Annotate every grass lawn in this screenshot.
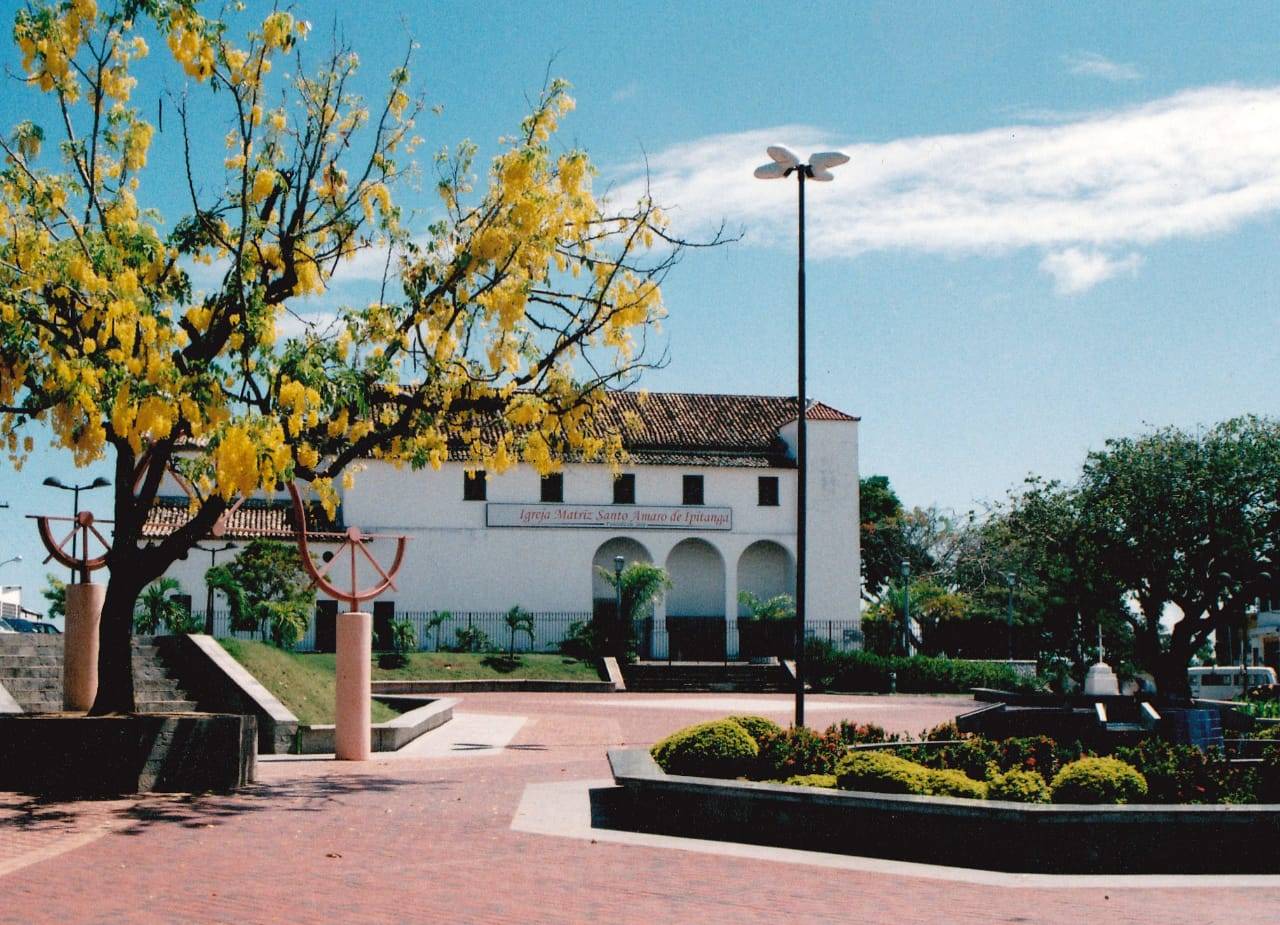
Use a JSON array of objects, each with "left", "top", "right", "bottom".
[
  {"left": 219, "top": 639, "right": 399, "bottom": 726},
  {"left": 369, "top": 651, "right": 603, "bottom": 682}
]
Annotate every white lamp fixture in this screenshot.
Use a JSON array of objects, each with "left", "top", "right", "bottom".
[{"left": 753, "top": 144, "right": 848, "bottom": 728}]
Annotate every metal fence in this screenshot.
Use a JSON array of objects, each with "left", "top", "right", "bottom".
[
  {"left": 201, "top": 610, "right": 865, "bottom": 657},
  {"left": 203, "top": 609, "right": 592, "bottom": 654}
]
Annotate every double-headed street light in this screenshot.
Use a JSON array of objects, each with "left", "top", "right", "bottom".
[
  {"left": 42, "top": 476, "right": 111, "bottom": 582},
  {"left": 755, "top": 145, "right": 849, "bottom": 728}
]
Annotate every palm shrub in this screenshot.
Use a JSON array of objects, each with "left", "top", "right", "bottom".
[
  {"left": 385, "top": 618, "right": 417, "bottom": 668},
  {"left": 133, "top": 578, "right": 190, "bottom": 634},
  {"left": 204, "top": 540, "right": 314, "bottom": 648},
  {"left": 1050, "top": 757, "right": 1147, "bottom": 804},
  {"left": 504, "top": 605, "right": 535, "bottom": 658},
  {"left": 424, "top": 611, "right": 452, "bottom": 651},
  {"left": 650, "top": 719, "right": 758, "bottom": 778},
  {"left": 596, "top": 563, "right": 671, "bottom": 660}
]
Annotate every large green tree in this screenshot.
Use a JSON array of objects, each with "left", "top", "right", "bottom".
[
  {"left": 1073, "top": 416, "right": 1280, "bottom": 695},
  {"left": 0, "top": 3, "right": 702, "bottom": 711}
]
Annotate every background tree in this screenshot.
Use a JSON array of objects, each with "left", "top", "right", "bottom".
[
  {"left": 1072, "top": 416, "right": 1280, "bottom": 695},
  {"left": 40, "top": 573, "right": 66, "bottom": 622},
  {"left": 204, "top": 539, "right": 313, "bottom": 648},
  {"left": 860, "top": 475, "right": 906, "bottom": 600},
  {"left": 0, "top": 3, "right": 704, "bottom": 711}
]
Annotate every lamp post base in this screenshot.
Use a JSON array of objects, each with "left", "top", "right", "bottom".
[
  {"left": 335, "top": 611, "right": 372, "bottom": 760},
  {"left": 63, "top": 583, "right": 104, "bottom": 712}
]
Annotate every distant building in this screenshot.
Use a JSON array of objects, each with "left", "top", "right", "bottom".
[{"left": 149, "top": 392, "right": 861, "bottom": 659}]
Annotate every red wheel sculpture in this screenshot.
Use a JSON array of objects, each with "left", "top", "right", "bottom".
[
  {"left": 31, "top": 511, "right": 112, "bottom": 583},
  {"left": 287, "top": 482, "right": 408, "bottom": 612}
]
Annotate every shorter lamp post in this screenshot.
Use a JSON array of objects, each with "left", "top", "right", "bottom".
[
  {"left": 900, "top": 560, "right": 911, "bottom": 657},
  {"left": 193, "top": 542, "right": 238, "bottom": 634},
  {"left": 42, "top": 476, "right": 110, "bottom": 582},
  {"left": 0, "top": 555, "right": 20, "bottom": 570},
  {"left": 614, "top": 555, "right": 625, "bottom": 659},
  {"left": 1004, "top": 572, "right": 1017, "bottom": 662}
]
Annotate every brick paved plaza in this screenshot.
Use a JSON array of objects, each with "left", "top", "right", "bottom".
[{"left": 2, "top": 692, "right": 1277, "bottom": 924}]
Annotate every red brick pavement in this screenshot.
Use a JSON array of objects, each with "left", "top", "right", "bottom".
[{"left": 2, "top": 693, "right": 1277, "bottom": 925}]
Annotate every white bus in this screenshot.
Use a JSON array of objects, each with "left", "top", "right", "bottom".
[{"left": 1188, "top": 666, "right": 1278, "bottom": 700}]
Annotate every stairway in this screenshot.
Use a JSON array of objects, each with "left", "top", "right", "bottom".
[
  {"left": 0, "top": 634, "right": 199, "bottom": 713},
  {"left": 622, "top": 661, "right": 793, "bottom": 693}
]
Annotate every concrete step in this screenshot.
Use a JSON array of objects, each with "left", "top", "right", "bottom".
[
  {"left": 0, "top": 654, "right": 61, "bottom": 667},
  {"left": 135, "top": 700, "right": 198, "bottom": 713},
  {"left": 0, "top": 665, "right": 62, "bottom": 679},
  {"left": 0, "top": 636, "right": 62, "bottom": 648}
]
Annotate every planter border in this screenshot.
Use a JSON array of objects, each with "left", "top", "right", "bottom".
[
  {"left": 605, "top": 747, "right": 1280, "bottom": 874},
  {"left": 371, "top": 678, "right": 614, "bottom": 694},
  {"left": 293, "top": 696, "right": 456, "bottom": 754}
]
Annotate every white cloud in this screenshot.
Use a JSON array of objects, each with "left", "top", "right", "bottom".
[
  {"left": 1064, "top": 52, "right": 1143, "bottom": 82},
  {"left": 611, "top": 81, "right": 640, "bottom": 103},
  {"left": 1040, "top": 248, "right": 1142, "bottom": 294},
  {"left": 607, "top": 85, "right": 1280, "bottom": 293}
]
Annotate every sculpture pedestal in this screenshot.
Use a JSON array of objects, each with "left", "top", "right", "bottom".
[
  {"left": 335, "top": 611, "right": 372, "bottom": 760},
  {"left": 64, "top": 583, "right": 105, "bottom": 711},
  {"left": 1083, "top": 660, "right": 1120, "bottom": 697}
]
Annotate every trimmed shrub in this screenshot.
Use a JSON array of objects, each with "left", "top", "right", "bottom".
[
  {"left": 836, "top": 751, "right": 931, "bottom": 795},
  {"left": 803, "top": 640, "right": 1043, "bottom": 695},
  {"left": 834, "top": 720, "right": 895, "bottom": 745},
  {"left": 927, "top": 768, "right": 988, "bottom": 799},
  {"left": 650, "top": 720, "right": 758, "bottom": 779},
  {"left": 756, "top": 724, "right": 845, "bottom": 779},
  {"left": 784, "top": 773, "right": 837, "bottom": 789},
  {"left": 1050, "top": 757, "right": 1148, "bottom": 804},
  {"left": 988, "top": 768, "right": 1051, "bottom": 803},
  {"left": 728, "top": 715, "right": 783, "bottom": 745},
  {"left": 836, "top": 751, "right": 987, "bottom": 799}
]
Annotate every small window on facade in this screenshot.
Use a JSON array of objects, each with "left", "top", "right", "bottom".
[
  {"left": 682, "top": 474, "right": 704, "bottom": 506},
  {"left": 541, "top": 473, "right": 564, "bottom": 503},
  {"left": 613, "top": 473, "right": 635, "bottom": 505},
  {"left": 758, "top": 476, "right": 779, "bottom": 507},
  {"left": 463, "top": 469, "right": 487, "bottom": 501}
]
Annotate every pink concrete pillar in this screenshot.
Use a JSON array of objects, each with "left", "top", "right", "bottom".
[
  {"left": 335, "top": 611, "right": 372, "bottom": 760},
  {"left": 63, "top": 583, "right": 105, "bottom": 712}
]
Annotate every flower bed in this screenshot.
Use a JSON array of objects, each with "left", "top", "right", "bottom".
[{"left": 597, "top": 716, "right": 1280, "bottom": 872}]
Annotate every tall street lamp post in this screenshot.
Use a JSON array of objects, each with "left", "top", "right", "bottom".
[
  {"left": 42, "top": 477, "right": 111, "bottom": 582},
  {"left": 193, "top": 541, "right": 239, "bottom": 635},
  {"left": 755, "top": 145, "right": 848, "bottom": 728}
]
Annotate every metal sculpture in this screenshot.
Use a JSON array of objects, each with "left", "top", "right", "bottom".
[
  {"left": 287, "top": 481, "right": 408, "bottom": 612},
  {"left": 31, "top": 510, "right": 112, "bottom": 583}
]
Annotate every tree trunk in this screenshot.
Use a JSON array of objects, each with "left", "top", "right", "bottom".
[
  {"left": 89, "top": 579, "right": 141, "bottom": 714},
  {"left": 1151, "top": 646, "right": 1193, "bottom": 700}
]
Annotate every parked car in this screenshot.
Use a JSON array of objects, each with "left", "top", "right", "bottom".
[{"left": 0, "top": 617, "right": 61, "bottom": 634}]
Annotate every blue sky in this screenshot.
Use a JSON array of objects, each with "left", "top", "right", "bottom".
[{"left": 2, "top": 1, "right": 1279, "bottom": 605}]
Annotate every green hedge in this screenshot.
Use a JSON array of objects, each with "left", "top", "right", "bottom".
[
  {"left": 1050, "top": 757, "right": 1147, "bottom": 804},
  {"left": 988, "top": 768, "right": 1051, "bottom": 803},
  {"left": 650, "top": 719, "right": 758, "bottom": 778},
  {"left": 835, "top": 751, "right": 987, "bottom": 799},
  {"left": 804, "top": 641, "right": 1043, "bottom": 694},
  {"left": 784, "top": 773, "right": 837, "bottom": 789}
]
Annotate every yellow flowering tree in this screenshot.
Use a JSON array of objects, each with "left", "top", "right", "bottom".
[{"left": 0, "top": 2, "right": 700, "bottom": 712}]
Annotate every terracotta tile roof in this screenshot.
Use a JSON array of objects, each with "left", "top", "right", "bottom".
[
  {"left": 142, "top": 497, "right": 346, "bottom": 542},
  {"left": 450, "top": 392, "right": 856, "bottom": 468}
]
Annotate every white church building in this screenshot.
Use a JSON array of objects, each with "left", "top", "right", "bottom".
[{"left": 150, "top": 392, "right": 861, "bottom": 660}]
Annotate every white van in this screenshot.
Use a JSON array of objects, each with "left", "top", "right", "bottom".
[{"left": 1188, "top": 666, "right": 1278, "bottom": 700}]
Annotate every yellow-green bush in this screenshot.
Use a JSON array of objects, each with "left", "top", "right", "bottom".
[
  {"left": 727, "top": 714, "right": 783, "bottom": 745},
  {"left": 927, "top": 767, "right": 988, "bottom": 799},
  {"left": 1050, "top": 757, "right": 1148, "bottom": 804},
  {"left": 650, "top": 719, "right": 759, "bottom": 778},
  {"left": 836, "top": 750, "right": 988, "bottom": 799},
  {"left": 836, "top": 751, "right": 932, "bottom": 794},
  {"left": 784, "top": 773, "right": 837, "bottom": 789},
  {"left": 988, "top": 768, "right": 1051, "bottom": 803}
]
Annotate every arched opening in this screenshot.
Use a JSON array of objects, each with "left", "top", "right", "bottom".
[
  {"left": 665, "top": 538, "right": 726, "bottom": 660},
  {"left": 736, "top": 540, "right": 795, "bottom": 658},
  {"left": 591, "top": 537, "right": 653, "bottom": 657}
]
